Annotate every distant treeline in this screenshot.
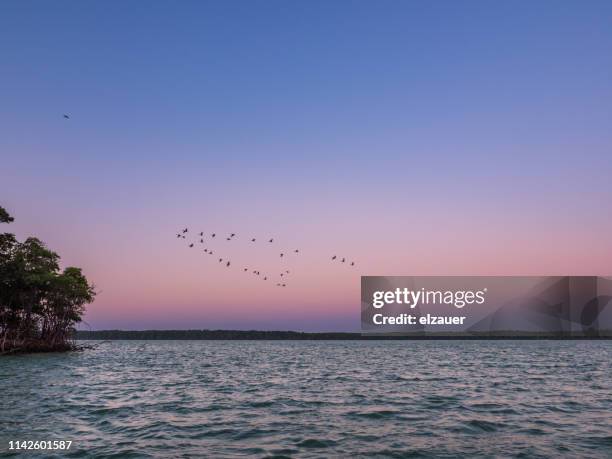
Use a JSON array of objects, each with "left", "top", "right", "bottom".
[{"left": 76, "top": 329, "right": 612, "bottom": 340}]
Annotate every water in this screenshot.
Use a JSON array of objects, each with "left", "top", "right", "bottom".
[{"left": 1, "top": 341, "right": 611, "bottom": 458}]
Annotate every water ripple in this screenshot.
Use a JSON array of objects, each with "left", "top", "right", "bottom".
[{"left": 1, "top": 340, "right": 611, "bottom": 458}]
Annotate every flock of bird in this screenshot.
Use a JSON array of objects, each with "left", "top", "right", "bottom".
[{"left": 176, "top": 228, "right": 355, "bottom": 287}]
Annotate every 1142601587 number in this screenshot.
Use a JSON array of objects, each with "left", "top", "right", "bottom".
[{"left": 8, "top": 440, "right": 72, "bottom": 450}]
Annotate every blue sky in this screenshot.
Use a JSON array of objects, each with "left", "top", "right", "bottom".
[{"left": 1, "top": 1, "right": 611, "bottom": 330}]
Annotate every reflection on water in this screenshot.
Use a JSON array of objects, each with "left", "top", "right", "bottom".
[{"left": 1, "top": 341, "right": 611, "bottom": 458}]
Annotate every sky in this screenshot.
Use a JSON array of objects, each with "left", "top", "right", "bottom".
[{"left": 1, "top": 1, "right": 612, "bottom": 331}]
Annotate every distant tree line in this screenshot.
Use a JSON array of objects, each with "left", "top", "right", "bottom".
[
  {"left": 0, "top": 205, "right": 96, "bottom": 353},
  {"left": 75, "top": 329, "right": 612, "bottom": 340}
]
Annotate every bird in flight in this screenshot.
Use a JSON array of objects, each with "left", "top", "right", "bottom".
[
  {"left": 269, "top": 238, "right": 273, "bottom": 243},
  {"left": 251, "top": 238, "right": 256, "bottom": 242},
  {"left": 294, "top": 249, "right": 299, "bottom": 253},
  {"left": 219, "top": 258, "right": 223, "bottom": 263},
  {"left": 183, "top": 228, "right": 188, "bottom": 233},
  {"left": 341, "top": 258, "right": 346, "bottom": 263},
  {"left": 230, "top": 233, "right": 236, "bottom": 238},
  {"left": 199, "top": 232, "right": 204, "bottom": 236},
  {"left": 226, "top": 261, "right": 231, "bottom": 267},
  {"left": 226, "top": 237, "right": 231, "bottom": 241},
  {"left": 63, "top": 114, "right": 70, "bottom": 119},
  {"left": 332, "top": 255, "right": 337, "bottom": 260},
  {"left": 280, "top": 253, "right": 284, "bottom": 257},
  {"left": 350, "top": 262, "right": 355, "bottom": 266},
  {"left": 176, "top": 234, "right": 181, "bottom": 238},
  {"left": 211, "top": 233, "right": 216, "bottom": 238},
  {"left": 244, "top": 268, "right": 248, "bottom": 272},
  {"left": 200, "top": 239, "right": 204, "bottom": 243},
  {"left": 189, "top": 243, "right": 194, "bottom": 248}
]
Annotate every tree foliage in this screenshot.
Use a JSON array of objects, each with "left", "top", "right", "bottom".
[{"left": 0, "top": 205, "right": 95, "bottom": 353}]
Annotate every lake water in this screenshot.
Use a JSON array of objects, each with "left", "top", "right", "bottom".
[{"left": 1, "top": 341, "right": 611, "bottom": 458}]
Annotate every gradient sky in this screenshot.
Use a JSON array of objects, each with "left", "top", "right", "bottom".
[{"left": 1, "top": 1, "right": 612, "bottom": 331}]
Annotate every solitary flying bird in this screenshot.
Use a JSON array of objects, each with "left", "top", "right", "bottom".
[
  {"left": 200, "top": 239, "right": 203, "bottom": 243},
  {"left": 294, "top": 249, "right": 299, "bottom": 253},
  {"left": 280, "top": 253, "right": 284, "bottom": 257},
  {"left": 219, "top": 258, "right": 223, "bottom": 263},
  {"left": 332, "top": 255, "right": 337, "bottom": 260},
  {"left": 226, "top": 237, "right": 231, "bottom": 241},
  {"left": 176, "top": 234, "right": 181, "bottom": 238},
  {"left": 244, "top": 268, "right": 248, "bottom": 272},
  {"left": 226, "top": 261, "right": 231, "bottom": 267},
  {"left": 189, "top": 244, "right": 194, "bottom": 248},
  {"left": 230, "top": 233, "right": 236, "bottom": 237},
  {"left": 251, "top": 238, "right": 256, "bottom": 242},
  {"left": 183, "top": 228, "right": 188, "bottom": 233},
  {"left": 341, "top": 258, "right": 345, "bottom": 263},
  {"left": 351, "top": 262, "right": 355, "bottom": 266},
  {"left": 269, "top": 238, "right": 273, "bottom": 243},
  {"left": 199, "top": 232, "right": 204, "bottom": 236},
  {"left": 211, "top": 233, "right": 216, "bottom": 238},
  {"left": 63, "top": 114, "right": 70, "bottom": 119}
]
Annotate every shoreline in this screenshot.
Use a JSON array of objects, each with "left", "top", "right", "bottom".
[{"left": 75, "top": 330, "right": 612, "bottom": 340}]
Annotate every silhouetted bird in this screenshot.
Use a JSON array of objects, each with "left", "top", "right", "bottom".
[
  {"left": 264, "top": 277, "right": 267, "bottom": 280},
  {"left": 182, "top": 236, "right": 186, "bottom": 239},
  {"left": 183, "top": 228, "right": 188, "bottom": 233},
  {"left": 244, "top": 268, "right": 248, "bottom": 272},
  {"left": 226, "top": 237, "right": 231, "bottom": 241},
  {"left": 280, "top": 273, "right": 284, "bottom": 277},
  {"left": 294, "top": 249, "right": 299, "bottom": 253},
  {"left": 226, "top": 261, "right": 230, "bottom": 267},
  {"left": 280, "top": 253, "right": 284, "bottom": 257},
  {"left": 199, "top": 232, "right": 204, "bottom": 236},
  {"left": 286, "top": 270, "right": 290, "bottom": 273},
  {"left": 219, "top": 258, "right": 223, "bottom": 263},
  {"left": 63, "top": 114, "right": 70, "bottom": 119},
  {"left": 282, "top": 284, "right": 286, "bottom": 287},
  {"left": 350, "top": 262, "right": 355, "bottom": 266},
  {"left": 176, "top": 234, "right": 181, "bottom": 238},
  {"left": 332, "top": 255, "right": 337, "bottom": 260},
  {"left": 230, "top": 233, "right": 236, "bottom": 238},
  {"left": 189, "top": 244, "right": 194, "bottom": 248},
  {"left": 251, "top": 238, "right": 256, "bottom": 242},
  {"left": 204, "top": 249, "right": 208, "bottom": 253},
  {"left": 200, "top": 239, "right": 204, "bottom": 243},
  {"left": 341, "top": 258, "right": 345, "bottom": 263},
  {"left": 209, "top": 251, "right": 213, "bottom": 255},
  {"left": 269, "top": 238, "right": 273, "bottom": 243},
  {"left": 212, "top": 233, "right": 216, "bottom": 238}
]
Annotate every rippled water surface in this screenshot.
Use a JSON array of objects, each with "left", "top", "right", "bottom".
[{"left": 1, "top": 341, "right": 611, "bottom": 458}]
